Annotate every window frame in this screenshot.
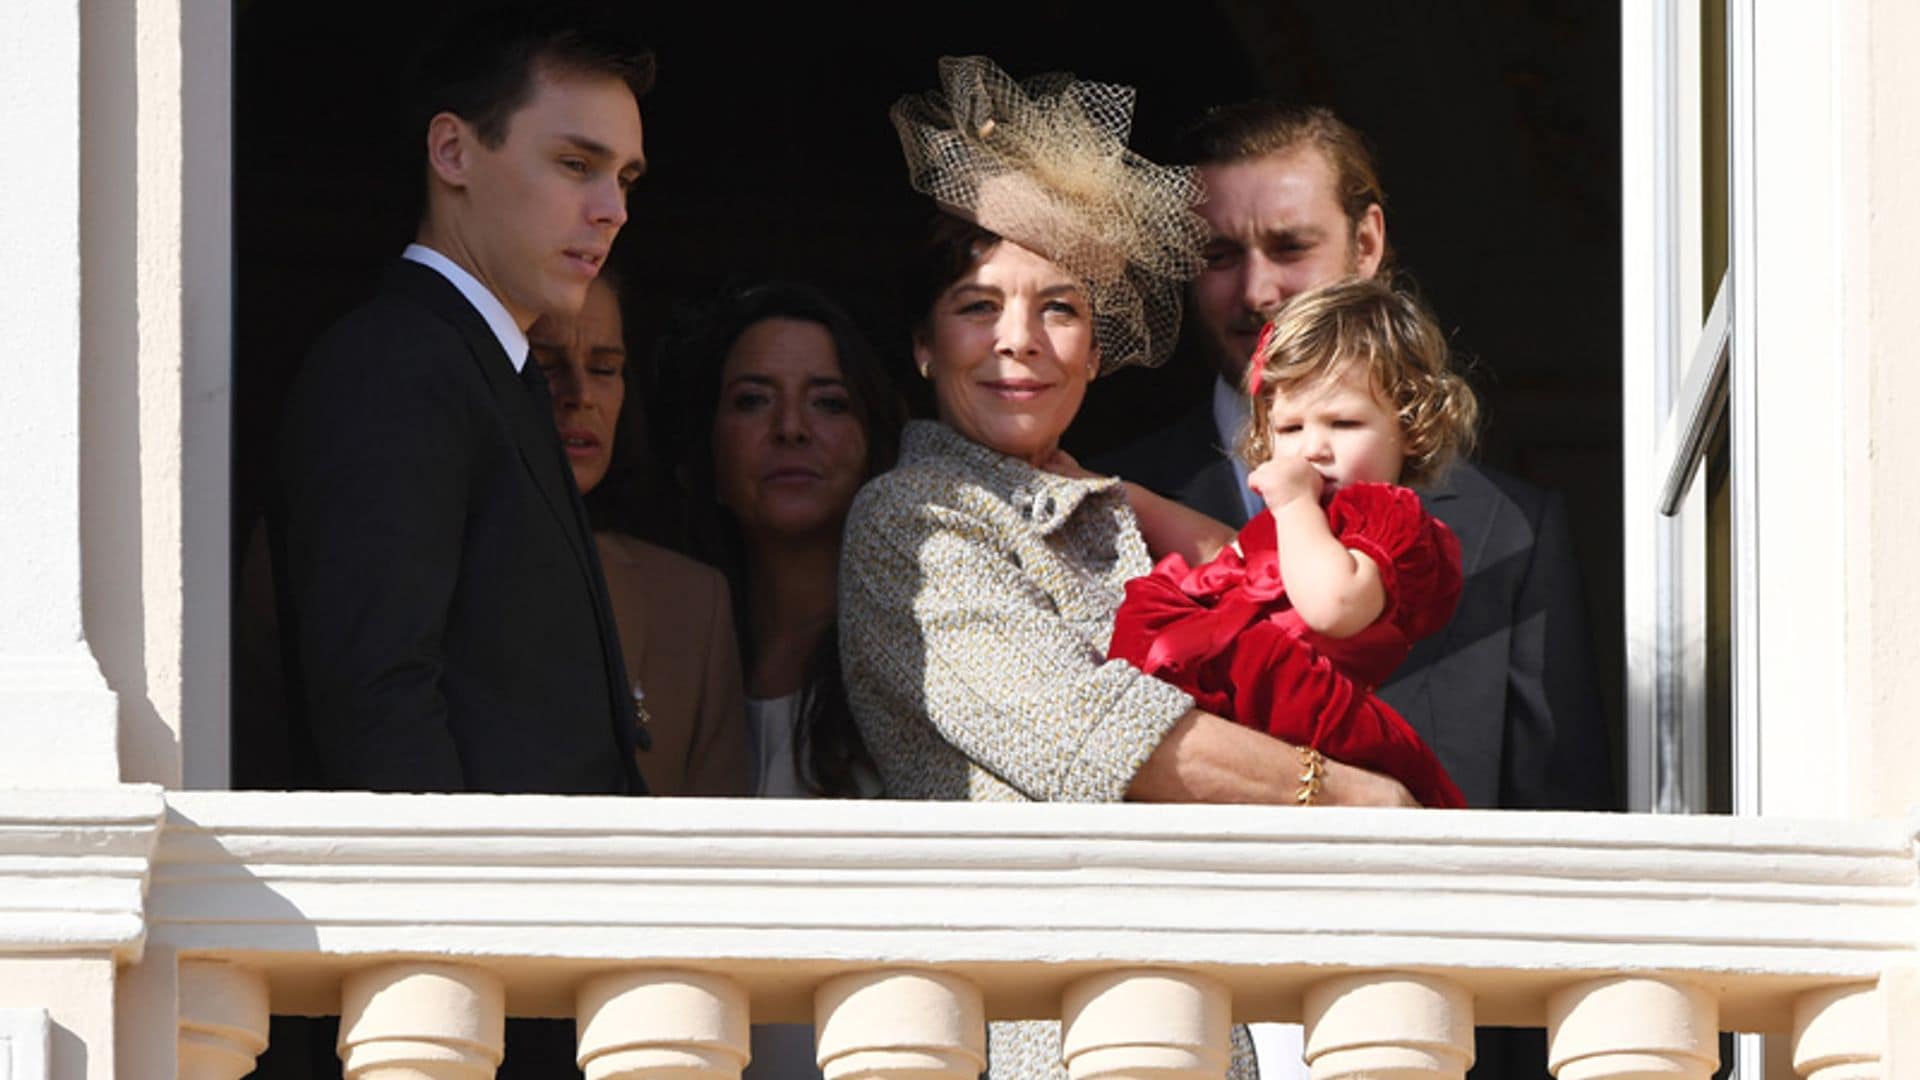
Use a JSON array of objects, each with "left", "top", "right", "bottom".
[
  {"left": 1621, "top": 0, "right": 1851, "bottom": 817},
  {"left": 182, "top": 1, "right": 236, "bottom": 790}
]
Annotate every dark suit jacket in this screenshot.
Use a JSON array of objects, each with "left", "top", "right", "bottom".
[
  {"left": 277, "top": 259, "right": 644, "bottom": 795},
  {"left": 1380, "top": 462, "right": 1613, "bottom": 811},
  {"left": 1094, "top": 399, "right": 1248, "bottom": 526},
  {"left": 1094, "top": 399, "right": 1614, "bottom": 811}
]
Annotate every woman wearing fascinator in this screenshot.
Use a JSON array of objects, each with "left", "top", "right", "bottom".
[{"left": 838, "top": 56, "right": 1429, "bottom": 1080}]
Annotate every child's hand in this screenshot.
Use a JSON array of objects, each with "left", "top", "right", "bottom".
[
  {"left": 1248, "top": 457, "right": 1324, "bottom": 512},
  {"left": 1040, "top": 448, "right": 1100, "bottom": 481}
]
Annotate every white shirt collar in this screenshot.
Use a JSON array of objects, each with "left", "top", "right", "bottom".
[
  {"left": 402, "top": 243, "right": 530, "bottom": 372},
  {"left": 1210, "top": 375, "right": 1267, "bottom": 522}
]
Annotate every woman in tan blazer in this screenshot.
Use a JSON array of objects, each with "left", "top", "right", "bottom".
[{"left": 530, "top": 276, "right": 750, "bottom": 797}]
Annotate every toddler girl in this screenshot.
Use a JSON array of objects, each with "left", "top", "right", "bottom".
[{"left": 1108, "top": 278, "right": 1479, "bottom": 808}]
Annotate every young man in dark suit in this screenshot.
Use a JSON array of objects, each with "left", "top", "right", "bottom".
[
  {"left": 1095, "top": 101, "right": 1615, "bottom": 1080},
  {"left": 278, "top": 12, "right": 653, "bottom": 797}
]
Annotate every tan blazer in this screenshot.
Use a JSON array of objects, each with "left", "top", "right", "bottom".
[{"left": 595, "top": 532, "right": 751, "bottom": 796}]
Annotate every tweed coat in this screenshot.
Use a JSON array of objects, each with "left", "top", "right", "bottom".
[
  {"left": 840, "top": 420, "right": 1257, "bottom": 1080},
  {"left": 840, "top": 421, "right": 1196, "bottom": 803}
]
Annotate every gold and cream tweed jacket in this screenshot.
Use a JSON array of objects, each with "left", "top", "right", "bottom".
[
  {"left": 839, "top": 420, "right": 1195, "bottom": 803},
  {"left": 838, "top": 420, "right": 1258, "bottom": 1080}
]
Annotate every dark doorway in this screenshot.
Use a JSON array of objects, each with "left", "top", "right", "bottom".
[{"left": 233, "top": 0, "right": 1623, "bottom": 789}]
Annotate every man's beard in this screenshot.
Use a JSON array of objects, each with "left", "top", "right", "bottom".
[
  {"left": 1207, "top": 315, "right": 1268, "bottom": 385},
  {"left": 1204, "top": 242, "right": 1365, "bottom": 385}
]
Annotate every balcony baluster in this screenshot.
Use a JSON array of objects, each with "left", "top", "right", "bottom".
[
  {"left": 814, "top": 970, "right": 985, "bottom": 1080},
  {"left": 1791, "top": 982, "right": 1881, "bottom": 1080},
  {"left": 1302, "top": 972, "right": 1474, "bottom": 1080},
  {"left": 576, "top": 969, "right": 751, "bottom": 1080},
  {"left": 1546, "top": 977, "right": 1717, "bottom": 1080},
  {"left": 337, "top": 963, "right": 505, "bottom": 1080},
  {"left": 176, "top": 959, "right": 269, "bottom": 1080},
  {"left": 1060, "top": 969, "right": 1230, "bottom": 1080}
]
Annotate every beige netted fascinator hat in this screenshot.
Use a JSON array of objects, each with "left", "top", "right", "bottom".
[{"left": 891, "top": 55, "right": 1209, "bottom": 371}]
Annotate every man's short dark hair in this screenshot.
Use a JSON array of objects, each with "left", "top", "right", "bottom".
[{"left": 411, "top": 6, "right": 656, "bottom": 149}]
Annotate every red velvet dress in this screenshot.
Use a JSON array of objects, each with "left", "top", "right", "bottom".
[{"left": 1109, "top": 483, "right": 1468, "bottom": 808}]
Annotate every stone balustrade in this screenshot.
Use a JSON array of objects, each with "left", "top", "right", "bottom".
[{"left": 3, "top": 791, "right": 1915, "bottom": 1078}]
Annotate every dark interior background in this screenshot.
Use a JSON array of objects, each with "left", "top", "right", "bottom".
[{"left": 234, "top": 0, "right": 1624, "bottom": 784}]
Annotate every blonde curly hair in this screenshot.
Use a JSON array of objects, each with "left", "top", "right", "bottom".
[{"left": 1238, "top": 279, "right": 1478, "bottom": 488}]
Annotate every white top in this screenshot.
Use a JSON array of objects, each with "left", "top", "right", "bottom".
[
  {"left": 745, "top": 694, "right": 883, "bottom": 799},
  {"left": 745, "top": 694, "right": 806, "bottom": 799},
  {"left": 742, "top": 693, "right": 835, "bottom": 1080},
  {"left": 402, "top": 242, "right": 530, "bottom": 372},
  {"left": 1210, "top": 375, "right": 1266, "bottom": 522}
]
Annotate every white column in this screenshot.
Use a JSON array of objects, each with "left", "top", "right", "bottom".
[
  {"left": 0, "top": 958, "right": 117, "bottom": 1080},
  {"left": 1060, "top": 969, "right": 1230, "bottom": 1080},
  {"left": 1302, "top": 973, "right": 1474, "bottom": 1080},
  {"left": 177, "top": 960, "right": 269, "bottom": 1080},
  {"left": 1546, "top": 977, "right": 1717, "bottom": 1080},
  {"left": 814, "top": 970, "right": 984, "bottom": 1080},
  {"left": 338, "top": 963, "right": 505, "bottom": 1080},
  {"left": 576, "top": 970, "right": 750, "bottom": 1080},
  {"left": 0, "top": 0, "right": 119, "bottom": 786},
  {"left": 1791, "top": 983, "right": 1880, "bottom": 1080},
  {"left": 0, "top": 1009, "right": 50, "bottom": 1080}
]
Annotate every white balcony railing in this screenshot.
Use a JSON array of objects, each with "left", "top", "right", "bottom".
[{"left": 5, "top": 789, "right": 1916, "bottom": 1078}]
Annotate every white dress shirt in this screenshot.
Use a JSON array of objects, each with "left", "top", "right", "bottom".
[
  {"left": 402, "top": 243, "right": 530, "bottom": 372},
  {"left": 1211, "top": 375, "right": 1267, "bottom": 523}
]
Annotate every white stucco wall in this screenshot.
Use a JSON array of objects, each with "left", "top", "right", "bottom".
[
  {"left": 1745, "top": 0, "right": 1851, "bottom": 819},
  {"left": 0, "top": 0, "right": 121, "bottom": 787},
  {"left": 1845, "top": 0, "right": 1920, "bottom": 821},
  {"left": 67, "top": 0, "right": 231, "bottom": 791}
]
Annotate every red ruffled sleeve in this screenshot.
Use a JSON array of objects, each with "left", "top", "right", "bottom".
[
  {"left": 1324, "top": 483, "right": 1464, "bottom": 642},
  {"left": 1108, "top": 507, "right": 1467, "bottom": 809}
]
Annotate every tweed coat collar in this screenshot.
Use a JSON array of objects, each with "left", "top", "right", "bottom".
[{"left": 900, "top": 420, "right": 1127, "bottom": 537}]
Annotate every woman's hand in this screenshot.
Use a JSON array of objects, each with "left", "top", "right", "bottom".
[
  {"left": 1130, "top": 710, "right": 1421, "bottom": 807},
  {"left": 1248, "top": 456, "right": 1324, "bottom": 512},
  {"left": 1318, "top": 756, "right": 1420, "bottom": 807}
]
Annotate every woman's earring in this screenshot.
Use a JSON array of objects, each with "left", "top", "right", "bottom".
[{"left": 918, "top": 360, "right": 932, "bottom": 379}]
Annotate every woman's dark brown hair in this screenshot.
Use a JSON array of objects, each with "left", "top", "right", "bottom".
[
  {"left": 663, "top": 281, "right": 905, "bottom": 796},
  {"left": 907, "top": 211, "right": 1005, "bottom": 340}
]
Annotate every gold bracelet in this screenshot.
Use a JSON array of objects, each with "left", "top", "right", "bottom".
[{"left": 1296, "top": 745, "right": 1326, "bottom": 806}]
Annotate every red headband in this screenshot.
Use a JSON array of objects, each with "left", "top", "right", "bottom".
[{"left": 1245, "top": 321, "right": 1277, "bottom": 398}]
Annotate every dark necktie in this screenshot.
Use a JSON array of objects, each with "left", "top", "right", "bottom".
[
  {"left": 516, "top": 354, "right": 653, "bottom": 755},
  {"left": 519, "top": 353, "right": 552, "bottom": 408}
]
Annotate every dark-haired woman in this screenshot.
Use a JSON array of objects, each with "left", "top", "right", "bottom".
[
  {"left": 839, "top": 56, "right": 1421, "bottom": 1080},
  {"left": 672, "top": 282, "right": 903, "bottom": 798}
]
